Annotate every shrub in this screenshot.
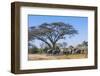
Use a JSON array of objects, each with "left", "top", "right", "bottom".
[{"left": 28, "top": 46, "right": 39, "bottom": 54}]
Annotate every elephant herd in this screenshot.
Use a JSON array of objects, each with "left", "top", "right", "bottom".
[{"left": 46, "top": 48, "right": 86, "bottom": 55}]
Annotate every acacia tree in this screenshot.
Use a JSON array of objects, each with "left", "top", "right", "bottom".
[{"left": 29, "top": 22, "right": 78, "bottom": 50}]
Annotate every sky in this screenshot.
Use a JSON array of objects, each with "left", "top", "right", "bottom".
[{"left": 28, "top": 15, "right": 88, "bottom": 47}]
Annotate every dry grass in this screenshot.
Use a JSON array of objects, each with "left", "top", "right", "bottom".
[{"left": 28, "top": 53, "right": 88, "bottom": 60}]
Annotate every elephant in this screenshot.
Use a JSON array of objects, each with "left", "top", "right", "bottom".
[
  {"left": 46, "top": 49, "right": 53, "bottom": 55},
  {"left": 52, "top": 50, "right": 60, "bottom": 55},
  {"left": 63, "top": 50, "right": 70, "bottom": 55},
  {"left": 73, "top": 48, "right": 82, "bottom": 54},
  {"left": 47, "top": 49, "right": 60, "bottom": 55}
]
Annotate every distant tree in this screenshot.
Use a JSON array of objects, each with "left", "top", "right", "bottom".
[
  {"left": 82, "top": 41, "right": 88, "bottom": 51},
  {"left": 28, "top": 45, "right": 39, "bottom": 54},
  {"left": 69, "top": 45, "right": 74, "bottom": 50},
  {"left": 57, "top": 42, "right": 67, "bottom": 50},
  {"left": 77, "top": 44, "right": 82, "bottom": 48},
  {"left": 82, "top": 41, "right": 88, "bottom": 46},
  {"left": 31, "top": 46, "right": 39, "bottom": 53},
  {"left": 57, "top": 43, "right": 63, "bottom": 48},
  {"left": 62, "top": 42, "right": 67, "bottom": 48},
  {"left": 77, "top": 41, "right": 88, "bottom": 50},
  {"left": 29, "top": 22, "right": 78, "bottom": 51}
]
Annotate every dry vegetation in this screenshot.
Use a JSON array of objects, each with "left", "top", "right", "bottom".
[{"left": 28, "top": 53, "right": 87, "bottom": 60}]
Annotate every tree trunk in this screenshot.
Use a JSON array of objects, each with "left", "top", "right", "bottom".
[
  {"left": 52, "top": 42, "right": 56, "bottom": 50},
  {"left": 37, "top": 37, "right": 52, "bottom": 48}
]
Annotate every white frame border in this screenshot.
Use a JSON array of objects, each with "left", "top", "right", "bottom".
[{"left": 20, "top": 6, "right": 95, "bottom": 70}]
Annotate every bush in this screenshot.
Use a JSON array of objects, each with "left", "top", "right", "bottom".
[
  {"left": 28, "top": 46, "right": 39, "bottom": 54},
  {"left": 43, "top": 47, "right": 49, "bottom": 53}
]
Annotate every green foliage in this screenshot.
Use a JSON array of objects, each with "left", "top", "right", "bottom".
[
  {"left": 77, "top": 41, "right": 88, "bottom": 49},
  {"left": 43, "top": 47, "right": 49, "bottom": 53},
  {"left": 28, "top": 46, "right": 39, "bottom": 54}
]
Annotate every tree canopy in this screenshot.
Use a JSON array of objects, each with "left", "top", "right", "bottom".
[{"left": 29, "top": 22, "right": 78, "bottom": 50}]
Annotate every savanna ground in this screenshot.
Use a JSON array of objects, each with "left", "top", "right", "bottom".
[{"left": 28, "top": 53, "right": 88, "bottom": 60}]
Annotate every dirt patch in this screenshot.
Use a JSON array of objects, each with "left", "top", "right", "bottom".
[{"left": 28, "top": 53, "right": 87, "bottom": 60}]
